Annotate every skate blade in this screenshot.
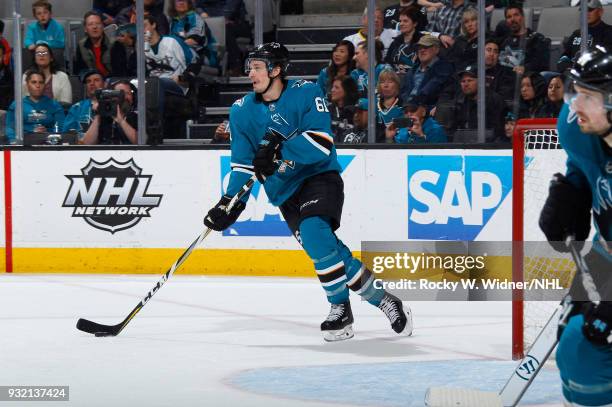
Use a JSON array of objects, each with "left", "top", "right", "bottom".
[
  {"left": 399, "top": 307, "right": 414, "bottom": 337},
  {"left": 322, "top": 325, "right": 354, "bottom": 342}
]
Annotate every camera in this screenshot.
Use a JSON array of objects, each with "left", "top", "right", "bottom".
[
  {"left": 95, "top": 89, "right": 125, "bottom": 118},
  {"left": 393, "top": 117, "right": 414, "bottom": 128}
]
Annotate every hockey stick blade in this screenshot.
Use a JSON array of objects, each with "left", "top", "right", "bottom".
[
  {"left": 76, "top": 318, "right": 122, "bottom": 337},
  {"left": 76, "top": 175, "right": 257, "bottom": 337},
  {"left": 425, "top": 307, "right": 561, "bottom": 407}
]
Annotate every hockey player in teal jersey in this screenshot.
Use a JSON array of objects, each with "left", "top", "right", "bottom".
[
  {"left": 203, "top": 42, "right": 413, "bottom": 341},
  {"left": 539, "top": 45, "right": 612, "bottom": 406}
]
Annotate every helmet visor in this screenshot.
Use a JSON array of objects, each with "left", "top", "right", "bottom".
[
  {"left": 244, "top": 58, "right": 271, "bottom": 75},
  {"left": 564, "top": 79, "right": 612, "bottom": 112}
]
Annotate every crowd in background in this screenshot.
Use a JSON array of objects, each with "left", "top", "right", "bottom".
[
  {"left": 0, "top": 0, "right": 611, "bottom": 145},
  {"left": 317, "top": 0, "right": 612, "bottom": 144},
  {"left": 0, "top": 0, "right": 253, "bottom": 144}
]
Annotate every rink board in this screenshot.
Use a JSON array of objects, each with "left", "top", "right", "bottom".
[{"left": 0, "top": 148, "right": 513, "bottom": 274}]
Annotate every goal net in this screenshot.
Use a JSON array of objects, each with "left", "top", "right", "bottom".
[{"left": 511, "top": 118, "right": 576, "bottom": 359}]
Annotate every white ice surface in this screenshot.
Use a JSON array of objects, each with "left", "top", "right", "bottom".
[{"left": 0, "top": 274, "right": 563, "bottom": 407}]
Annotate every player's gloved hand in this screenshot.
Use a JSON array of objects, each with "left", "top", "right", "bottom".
[
  {"left": 538, "top": 173, "right": 591, "bottom": 252},
  {"left": 252, "top": 129, "right": 283, "bottom": 183},
  {"left": 204, "top": 194, "right": 246, "bottom": 231},
  {"left": 582, "top": 302, "right": 612, "bottom": 347}
]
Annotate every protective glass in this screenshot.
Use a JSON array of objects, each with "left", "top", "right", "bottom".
[
  {"left": 564, "top": 79, "right": 611, "bottom": 112},
  {"left": 243, "top": 58, "right": 270, "bottom": 75}
]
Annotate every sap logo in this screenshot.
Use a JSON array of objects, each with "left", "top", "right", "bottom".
[
  {"left": 407, "top": 155, "right": 512, "bottom": 240},
  {"left": 220, "top": 155, "right": 354, "bottom": 237}
]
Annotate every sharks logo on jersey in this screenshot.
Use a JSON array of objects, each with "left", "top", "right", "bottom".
[
  {"left": 594, "top": 174, "right": 612, "bottom": 216},
  {"left": 233, "top": 97, "right": 245, "bottom": 107},
  {"left": 499, "top": 46, "right": 525, "bottom": 69}
]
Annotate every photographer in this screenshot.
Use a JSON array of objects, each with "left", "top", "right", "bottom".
[
  {"left": 82, "top": 79, "right": 137, "bottom": 144},
  {"left": 384, "top": 101, "right": 447, "bottom": 143},
  {"left": 63, "top": 69, "right": 105, "bottom": 140}
]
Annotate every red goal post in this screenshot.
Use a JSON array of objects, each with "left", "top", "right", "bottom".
[{"left": 511, "top": 118, "right": 571, "bottom": 360}]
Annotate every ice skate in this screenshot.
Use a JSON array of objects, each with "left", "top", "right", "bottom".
[
  {"left": 378, "top": 293, "right": 413, "bottom": 336},
  {"left": 321, "top": 301, "right": 354, "bottom": 342}
]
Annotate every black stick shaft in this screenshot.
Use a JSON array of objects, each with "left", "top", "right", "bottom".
[{"left": 77, "top": 175, "right": 257, "bottom": 336}]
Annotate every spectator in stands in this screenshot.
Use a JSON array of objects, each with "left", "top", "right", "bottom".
[
  {"left": 351, "top": 40, "right": 391, "bottom": 98},
  {"left": 385, "top": 6, "right": 426, "bottom": 73},
  {"left": 143, "top": 13, "right": 195, "bottom": 134},
  {"left": 316, "top": 40, "right": 355, "bottom": 97},
  {"left": 0, "top": 20, "right": 12, "bottom": 67},
  {"left": 504, "top": 111, "right": 516, "bottom": 140},
  {"left": 94, "top": 0, "right": 132, "bottom": 25},
  {"left": 445, "top": 8, "right": 480, "bottom": 74},
  {"left": 6, "top": 69, "right": 65, "bottom": 142},
  {"left": 63, "top": 70, "right": 105, "bottom": 140},
  {"left": 116, "top": 0, "right": 169, "bottom": 35},
  {"left": 74, "top": 11, "right": 128, "bottom": 77},
  {"left": 212, "top": 120, "right": 230, "bottom": 144},
  {"left": 538, "top": 73, "right": 564, "bottom": 118},
  {"left": 344, "top": 7, "right": 399, "bottom": 59},
  {"left": 115, "top": 24, "right": 137, "bottom": 76},
  {"left": 195, "top": 0, "right": 251, "bottom": 75},
  {"left": 169, "top": 0, "right": 218, "bottom": 68},
  {"left": 24, "top": 0, "right": 65, "bottom": 50},
  {"left": 383, "top": 0, "right": 440, "bottom": 30},
  {"left": 385, "top": 101, "right": 447, "bottom": 143},
  {"left": 328, "top": 75, "right": 359, "bottom": 139},
  {"left": 484, "top": 37, "right": 515, "bottom": 101},
  {"left": 376, "top": 69, "right": 404, "bottom": 134},
  {"left": 427, "top": 0, "right": 474, "bottom": 48},
  {"left": 558, "top": 0, "right": 612, "bottom": 71},
  {"left": 447, "top": 65, "right": 506, "bottom": 142},
  {"left": 23, "top": 42, "right": 72, "bottom": 105},
  {"left": 400, "top": 34, "right": 453, "bottom": 107},
  {"left": 0, "top": 43, "right": 13, "bottom": 110},
  {"left": 337, "top": 98, "right": 369, "bottom": 143},
  {"left": 518, "top": 71, "right": 546, "bottom": 119},
  {"left": 498, "top": 5, "right": 550, "bottom": 76},
  {"left": 82, "top": 79, "right": 137, "bottom": 144},
  {"left": 144, "top": 16, "right": 193, "bottom": 90}
]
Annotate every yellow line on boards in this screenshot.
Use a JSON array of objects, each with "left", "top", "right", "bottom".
[{"left": 7, "top": 248, "right": 318, "bottom": 276}]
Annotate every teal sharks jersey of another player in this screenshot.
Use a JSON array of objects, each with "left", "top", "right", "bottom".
[
  {"left": 226, "top": 79, "right": 341, "bottom": 206},
  {"left": 558, "top": 103, "right": 612, "bottom": 258}
]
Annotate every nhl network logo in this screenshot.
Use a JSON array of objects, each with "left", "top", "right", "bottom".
[{"left": 62, "top": 158, "right": 162, "bottom": 233}]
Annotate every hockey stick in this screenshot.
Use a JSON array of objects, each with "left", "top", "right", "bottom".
[
  {"left": 425, "top": 237, "right": 598, "bottom": 407},
  {"left": 566, "top": 236, "right": 601, "bottom": 303},
  {"left": 76, "top": 175, "right": 257, "bottom": 337}
]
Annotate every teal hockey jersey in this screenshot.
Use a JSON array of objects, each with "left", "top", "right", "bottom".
[
  {"left": 558, "top": 103, "right": 611, "bottom": 259},
  {"left": 226, "top": 79, "right": 341, "bottom": 206}
]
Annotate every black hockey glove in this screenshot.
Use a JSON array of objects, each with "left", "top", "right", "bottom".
[
  {"left": 204, "top": 194, "right": 246, "bottom": 231},
  {"left": 582, "top": 302, "right": 612, "bottom": 347},
  {"left": 252, "top": 129, "right": 283, "bottom": 183},
  {"left": 538, "top": 173, "right": 591, "bottom": 252}
]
